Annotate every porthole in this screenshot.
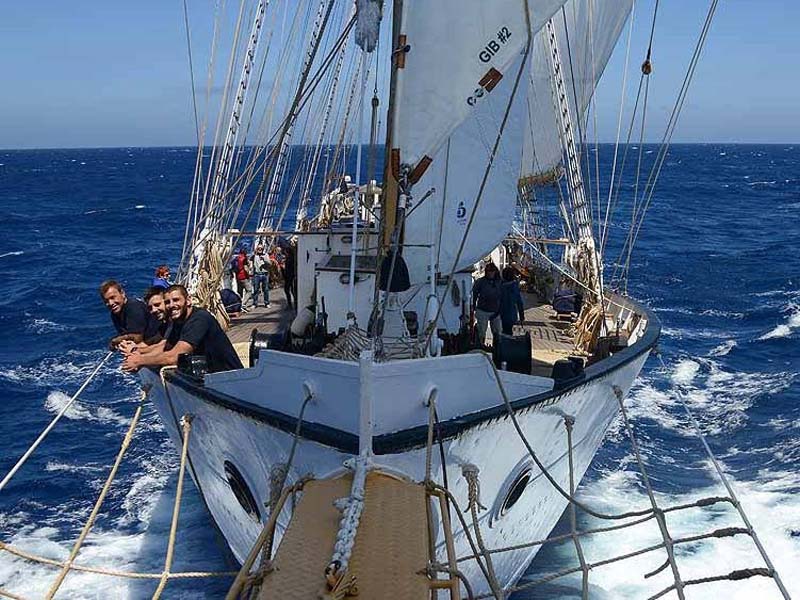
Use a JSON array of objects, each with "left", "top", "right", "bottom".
[
  {"left": 224, "top": 461, "right": 261, "bottom": 521},
  {"left": 500, "top": 469, "right": 531, "bottom": 515}
]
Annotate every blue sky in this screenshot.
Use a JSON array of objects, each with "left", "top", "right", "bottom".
[{"left": 0, "top": 1, "right": 797, "bottom": 149}]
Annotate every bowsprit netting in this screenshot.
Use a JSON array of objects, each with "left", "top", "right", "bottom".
[{"left": 419, "top": 352, "right": 790, "bottom": 600}]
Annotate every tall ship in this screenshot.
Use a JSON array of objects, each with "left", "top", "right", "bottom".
[{"left": 138, "top": 0, "right": 661, "bottom": 597}]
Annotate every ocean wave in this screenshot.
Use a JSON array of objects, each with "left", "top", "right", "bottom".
[
  {"left": 26, "top": 318, "right": 73, "bottom": 334},
  {"left": 763, "top": 417, "right": 800, "bottom": 432},
  {"left": 0, "top": 352, "right": 130, "bottom": 391},
  {"left": 571, "top": 465, "right": 800, "bottom": 599},
  {"left": 44, "top": 461, "right": 105, "bottom": 474},
  {"left": 709, "top": 340, "right": 737, "bottom": 357},
  {"left": 44, "top": 391, "right": 130, "bottom": 426},
  {"left": 655, "top": 306, "right": 745, "bottom": 319},
  {"left": 0, "top": 250, "right": 24, "bottom": 259},
  {"left": 759, "top": 303, "right": 800, "bottom": 340},
  {"left": 0, "top": 452, "right": 231, "bottom": 598},
  {"left": 625, "top": 358, "right": 796, "bottom": 437},
  {"left": 661, "top": 326, "right": 731, "bottom": 340}
]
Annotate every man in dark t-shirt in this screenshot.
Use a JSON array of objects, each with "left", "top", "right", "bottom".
[
  {"left": 122, "top": 284, "right": 243, "bottom": 374},
  {"left": 119, "top": 287, "right": 174, "bottom": 358},
  {"left": 100, "top": 280, "right": 157, "bottom": 349}
]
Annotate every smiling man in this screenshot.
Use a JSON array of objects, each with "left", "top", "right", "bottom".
[
  {"left": 100, "top": 280, "right": 155, "bottom": 349},
  {"left": 122, "top": 284, "right": 243, "bottom": 374}
]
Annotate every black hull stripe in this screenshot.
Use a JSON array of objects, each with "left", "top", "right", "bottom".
[{"left": 164, "top": 295, "right": 660, "bottom": 455}]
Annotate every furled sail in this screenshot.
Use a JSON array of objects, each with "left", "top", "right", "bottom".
[
  {"left": 521, "top": 0, "right": 633, "bottom": 185},
  {"left": 392, "top": 0, "right": 568, "bottom": 178},
  {"left": 403, "top": 52, "right": 530, "bottom": 283}
]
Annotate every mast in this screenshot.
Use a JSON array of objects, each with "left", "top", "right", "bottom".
[{"left": 378, "top": 0, "right": 403, "bottom": 252}]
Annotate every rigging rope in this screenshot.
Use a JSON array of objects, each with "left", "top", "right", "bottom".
[
  {"left": 621, "top": 0, "right": 718, "bottom": 286},
  {"left": 182, "top": 0, "right": 201, "bottom": 147},
  {"left": 655, "top": 353, "right": 791, "bottom": 599},
  {"left": 44, "top": 398, "right": 145, "bottom": 599},
  {"left": 152, "top": 415, "right": 193, "bottom": 599},
  {"left": 599, "top": 1, "right": 636, "bottom": 256},
  {"left": 0, "top": 351, "right": 113, "bottom": 494}
]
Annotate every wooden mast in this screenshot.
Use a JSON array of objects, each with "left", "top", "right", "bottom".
[{"left": 379, "top": 0, "right": 403, "bottom": 251}]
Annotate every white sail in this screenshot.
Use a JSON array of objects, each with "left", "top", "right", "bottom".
[
  {"left": 393, "top": 0, "right": 568, "bottom": 178},
  {"left": 403, "top": 53, "right": 530, "bottom": 283},
  {"left": 521, "top": 0, "right": 633, "bottom": 182}
]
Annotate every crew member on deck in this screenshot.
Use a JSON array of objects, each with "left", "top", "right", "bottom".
[
  {"left": 280, "top": 240, "right": 297, "bottom": 311},
  {"left": 233, "top": 247, "right": 253, "bottom": 310},
  {"left": 122, "top": 284, "right": 243, "bottom": 373},
  {"left": 500, "top": 266, "right": 526, "bottom": 335},
  {"left": 151, "top": 265, "right": 171, "bottom": 290},
  {"left": 251, "top": 245, "right": 271, "bottom": 308},
  {"left": 472, "top": 262, "right": 502, "bottom": 348},
  {"left": 100, "top": 280, "right": 157, "bottom": 349},
  {"left": 119, "top": 287, "right": 172, "bottom": 356}
]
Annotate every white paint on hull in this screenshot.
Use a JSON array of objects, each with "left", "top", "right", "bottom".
[{"left": 141, "top": 347, "right": 648, "bottom": 597}]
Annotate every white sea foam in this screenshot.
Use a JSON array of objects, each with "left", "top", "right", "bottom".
[
  {"left": 44, "top": 461, "right": 104, "bottom": 474},
  {"left": 571, "top": 465, "right": 800, "bottom": 599},
  {"left": 44, "top": 391, "right": 129, "bottom": 426},
  {"left": 0, "top": 443, "right": 230, "bottom": 598},
  {"left": 763, "top": 417, "right": 800, "bottom": 432},
  {"left": 671, "top": 358, "right": 700, "bottom": 386},
  {"left": 709, "top": 340, "right": 737, "bottom": 357},
  {"left": 759, "top": 303, "right": 800, "bottom": 340},
  {"left": 661, "top": 326, "right": 729, "bottom": 340},
  {"left": 625, "top": 359, "right": 796, "bottom": 438},
  {"left": 699, "top": 308, "right": 745, "bottom": 319},
  {"left": 0, "top": 250, "right": 24, "bottom": 259},
  {"left": 44, "top": 391, "right": 95, "bottom": 421},
  {"left": 27, "top": 318, "right": 72, "bottom": 334}
]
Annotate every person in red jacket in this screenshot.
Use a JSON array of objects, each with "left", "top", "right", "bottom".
[{"left": 233, "top": 247, "right": 253, "bottom": 310}]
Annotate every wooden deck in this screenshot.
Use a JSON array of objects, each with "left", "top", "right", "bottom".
[
  {"left": 226, "top": 289, "right": 295, "bottom": 345},
  {"left": 521, "top": 293, "right": 576, "bottom": 368},
  {"left": 225, "top": 289, "right": 575, "bottom": 370}
]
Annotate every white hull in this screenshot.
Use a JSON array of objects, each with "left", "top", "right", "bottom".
[{"left": 142, "top": 342, "right": 651, "bottom": 596}]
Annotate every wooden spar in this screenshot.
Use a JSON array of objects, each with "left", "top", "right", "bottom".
[
  {"left": 378, "top": 0, "right": 403, "bottom": 252},
  {"left": 510, "top": 236, "right": 572, "bottom": 246}
]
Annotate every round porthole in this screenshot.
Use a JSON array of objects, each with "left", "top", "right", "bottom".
[
  {"left": 224, "top": 461, "right": 261, "bottom": 521},
  {"left": 500, "top": 469, "right": 531, "bottom": 516}
]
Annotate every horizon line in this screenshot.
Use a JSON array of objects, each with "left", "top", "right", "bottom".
[{"left": 2, "top": 141, "right": 798, "bottom": 152}]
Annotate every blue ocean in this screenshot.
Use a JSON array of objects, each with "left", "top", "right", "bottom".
[{"left": 0, "top": 145, "right": 797, "bottom": 598}]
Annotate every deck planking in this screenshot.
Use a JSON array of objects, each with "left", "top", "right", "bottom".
[{"left": 224, "top": 289, "right": 574, "bottom": 367}]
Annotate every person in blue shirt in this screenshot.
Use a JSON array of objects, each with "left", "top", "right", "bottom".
[
  {"left": 500, "top": 266, "right": 526, "bottom": 335},
  {"left": 100, "top": 280, "right": 157, "bottom": 349},
  {"left": 152, "top": 265, "right": 171, "bottom": 290},
  {"left": 472, "top": 262, "right": 502, "bottom": 348}
]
